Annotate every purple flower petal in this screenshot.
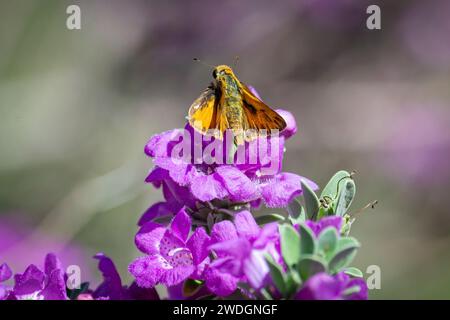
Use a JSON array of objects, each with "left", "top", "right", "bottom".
[
  {"left": 128, "top": 255, "right": 166, "bottom": 288},
  {"left": 209, "top": 238, "right": 252, "bottom": 264},
  {"left": 234, "top": 211, "right": 260, "bottom": 240},
  {"left": 145, "top": 167, "right": 169, "bottom": 187},
  {"left": 209, "top": 257, "right": 243, "bottom": 277},
  {"left": 215, "top": 166, "right": 258, "bottom": 202},
  {"left": 186, "top": 227, "right": 211, "bottom": 265},
  {"left": 135, "top": 222, "right": 166, "bottom": 255},
  {"left": 44, "top": 253, "right": 62, "bottom": 276},
  {"left": 211, "top": 221, "right": 238, "bottom": 243},
  {"left": 40, "top": 269, "right": 67, "bottom": 300},
  {"left": 306, "top": 216, "right": 343, "bottom": 237},
  {"left": 160, "top": 265, "right": 195, "bottom": 287},
  {"left": 145, "top": 129, "right": 184, "bottom": 158},
  {"left": 13, "top": 264, "right": 45, "bottom": 297},
  {"left": 295, "top": 271, "right": 368, "bottom": 300},
  {"left": 204, "top": 267, "right": 239, "bottom": 297},
  {"left": 170, "top": 208, "right": 191, "bottom": 242},
  {"left": 243, "top": 250, "right": 270, "bottom": 289},
  {"left": 253, "top": 223, "right": 279, "bottom": 249},
  {"left": 93, "top": 253, "right": 124, "bottom": 300},
  {"left": 154, "top": 157, "right": 197, "bottom": 186},
  {"left": 275, "top": 109, "right": 297, "bottom": 139},
  {"left": 138, "top": 202, "right": 173, "bottom": 226},
  {"left": 259, "top": 173, "right": 318, "bottom": 208},
  {"left": 0, "top": 263, "right": 12, "bottom": 282},
  {"left": 189, "top": 172, "right": 228, "bottom": 202},
  {"left": 162, "top": 179, "right": 196, "bottom": 211},
  {"left": 296, "top": 272, "right": 341, "bottom": 300}
]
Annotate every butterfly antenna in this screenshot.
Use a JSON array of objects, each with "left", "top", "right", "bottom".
[
  {"left": 233, "top": 55, "right": 240, "bottom": 69},
  {"left": 349, "top": 200, "right": 378, "bottom": 218},
  {"left": 193, "top": 58, "right": 214, "bottom": 69}
]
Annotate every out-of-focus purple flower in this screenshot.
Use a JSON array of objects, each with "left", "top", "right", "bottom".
[
  {"left": 0, "top": 263, "right": 13, "bottom": 300},
  {"left": 382, "top": 106, "right": 450, "bottom": 185},
  {"left": 3, "top": 253, "right": 68, "bottom": 300},
  {"left": 91, "top": 253, "right": 158, "bottom": 300},
  {"left": 0, "top": 217, "right": 91, "bottom": 277},
  {"left": 399, "top": 0, "right": 450, "bottom": 70},
  {"left": 129, "top": 208, "right": 211, "bottom": 288},
  {"left": 305, "top": 216, "right": 343, "bottom": 237},
  {"left": 301, "top": 0, "right": 370, "bottom": 30},
  {"left": 296, "top": 272, "right": 368, "bottom": 300},
  {"left": 205, "top": 211, "right": 280, "bottom": 296}
]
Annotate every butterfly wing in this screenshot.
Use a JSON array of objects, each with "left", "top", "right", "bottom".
[
  {"left": 240, "top": 83, "right": 287, "bottom": 141},
  {"left": 188, "top": 85, "right": 225, "bottom": 140}
]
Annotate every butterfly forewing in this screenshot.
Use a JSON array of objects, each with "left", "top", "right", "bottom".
[
  {"left": 240, "top": 82, "right": 287, "bottom": 142},
  {"left": 188, "top": 86, "right": 223, "bottom": 140}
]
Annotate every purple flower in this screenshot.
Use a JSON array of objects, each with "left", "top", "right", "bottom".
[
  {"left": 305, "top": 216, "right": 343, "bottom": 237},
  {"left": 92, "top": 253, "right": 158, "bottom": 300},
  {"left": 141, "top": 107, "right": 318, "bottom": 219},
  {"left": 129, "top": 208, "right": 211, "bottom": 288},
  {"left": 296, "top": 272, "right": 368, "bottom": 300},
  {"left": 205, "top": 211, "right": 280, "bottom": 296},
  {"left": 4, "top": 253, "right": 68, "bottom": 300},
  {"left": 399, "top": 0, "right": 450, "bottom": 70}
]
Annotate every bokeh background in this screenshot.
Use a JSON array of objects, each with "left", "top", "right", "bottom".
[{"left": 1, "top": 0, "right": 449, "bottom": 299}]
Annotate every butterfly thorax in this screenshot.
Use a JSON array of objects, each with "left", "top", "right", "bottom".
[{"left": 217, "top": 74, "right": 244, "bottom": 133}]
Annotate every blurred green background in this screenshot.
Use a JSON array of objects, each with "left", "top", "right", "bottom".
[{"left": 1, "top": 0, "right": 449, "bottom": 299}]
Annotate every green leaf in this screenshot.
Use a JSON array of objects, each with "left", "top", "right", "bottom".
[
  {"left": 299, "top": 223, "right": 316, "bottom": 255},
  {"left": 335, "top": 178, "right": 356, "bottom": 216},
  {"left": 301, "top": 180, "right": 320, "bottom": 220},
  {"left": 337, "top": 237, "right": 360, "bottom": 249},
  {"left": 341, "top": 214, "right": 355, "bottom": 237},
  {"left": 287, "top": 199, "right": 306, "bottom": 225},
  {"left": 255, "top": 213, "right": 285, "bottom": 225},
  {"left": 320, "top": 170, "right": 351, "bottom": 200},
  {"left": 297, "top": 255, "right": 327, "bottom": 280},
  {"left": 284, "top": 272, "right": 302, "bottom": 298},
  {"left": 318, "top": 227, "right": 338, "bottom": 258},
  {"left": 329, "top": 237, "right": 360, "bottom": 273},
  {"left": 280, "top": 224, "right": 301, "bottom": 268},
  {"left": 182, "top": 279, "right": 204, "bottom": 297},
  {"left": 344, "top": 267, "right": 363, "bottom": 278},
  {"left": 265, "top": 254, "right": 287, "bottom": 296},
  {"left": 317, "top": 206, "right": 334, "bottom": 220}
]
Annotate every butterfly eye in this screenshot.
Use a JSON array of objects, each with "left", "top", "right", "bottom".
[{"left": 212, "top": 69, "right": 218, "bottom": 79}]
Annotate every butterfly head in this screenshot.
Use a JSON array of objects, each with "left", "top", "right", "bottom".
[{"left": 212, "top": 65, "right": 235, "bottom": 80}]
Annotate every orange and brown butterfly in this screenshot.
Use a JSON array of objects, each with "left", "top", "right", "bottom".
[{"left": 188, "top": 63, "right": 287, "bottom": 145}]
